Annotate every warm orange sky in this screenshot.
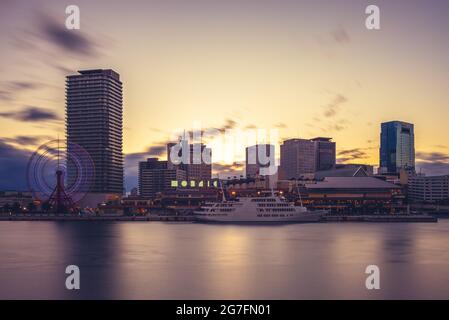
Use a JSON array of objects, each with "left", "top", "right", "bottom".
[{"left": 1, "top": 0, "right": 448, "bottom": 189}]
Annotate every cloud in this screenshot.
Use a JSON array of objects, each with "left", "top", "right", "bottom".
[
  {"left": 416, "top": 161, "right": 449, "bottom": 176},
  {"left": 337, "top": 148, "right": 369, "bottom": 163},
  {"left": 416, "top": 151, "right": 449, "bottom": 162},
  {"left": 2, "top": 135, "right": 51, "bottom": 146},
  {"left": 38, "top": 15, "right": 98, "bottom": 57},
  {"left": 0, "top": 140, "right": 31, "bottom": 190},
  {"left": 0, "top": 106, "right": 61, "bottom": 122},
  {"left": 124, "top": 144, "right": 168, "bottom": 191},
  {"left": 0, "top": 81, "right": 42, "bottom": 102},
  {"left": 331, "top": 27, "right": 351, "bottom": 45},
  {"left": 416, "top": 151, "right": 449, "bottom": 176},
  {"left": 275, "top": 122, "right": 287, "bottom": 129},
  {"left": 123, "top": 119, "right": 240, "bottom": 191},
  {"left": 223, "top": 118, "right": 237, "bottom": 129},
  {"left": 0, "top": 90, "right": 12, "bottom": 102},
  {"left": 212, "top": 162, "right": 244, "bottom": 178},
  {"left": 9, "top": 81, "right": 40, "bottom": 90},
  {"left": 330, "top": 124, "right": 344, "bottom": 131},
  {"left": 324, "top": 94, "right": 347, "bottom": 118}
]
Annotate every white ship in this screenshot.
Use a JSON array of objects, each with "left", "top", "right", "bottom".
[{"left": 194, "top": 194, "right": 326, "bottom": 223}]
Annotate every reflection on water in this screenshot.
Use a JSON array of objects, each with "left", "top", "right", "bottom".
[{"left": 0, "top": 221, "right": 448, "bottom": 299}]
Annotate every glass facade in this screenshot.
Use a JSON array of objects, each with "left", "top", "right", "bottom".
[{"left": 380, "top": 121, "right": 415, "bottom": 174}]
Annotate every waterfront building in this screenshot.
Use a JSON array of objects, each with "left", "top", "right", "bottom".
[
  {"left": 138, "top": 158, "right": 187, "bottom": 198},
  {"left": 66, "top": 69, "right": 124, "bottom": 204},
  {"left": 280, "top": 139, "right": 316, "bottom": 179},
  {"left": 167, "top": 141, "right": 212, "bottom": 182},
  {"left": 304, "top": 177, "right": 403, "bottom": 214},
  {"left": 280, "top": 137, "right": 336, "bottom": 179},
  {"left": 245, "top": 144, "right": 275, "bottom": 178},
  {"left": 158, "top": 189, "right": 220, "bottom": 209},
  {"left": 0, "top": 191, "right": 34, "bottom": 210},
  {"left": 311, "top": 137, "right": 336, "bottom": 171},
  {"left": 379, "top": 121, "right": 415, "bottom": 174},
  {"left": 408, "top": 175, "right": 449, "bottom": 203},
  {"left": 314, "top": 164, "right": 373, "bottom": 180}
]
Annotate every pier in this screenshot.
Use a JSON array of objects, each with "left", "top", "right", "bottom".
[{"left": 0, "top": 213, "right": 438, "bottom": 223}]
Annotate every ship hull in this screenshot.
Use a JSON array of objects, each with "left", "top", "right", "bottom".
[{"left": 194, "top": 211, "right": 325, "bottom": 224}]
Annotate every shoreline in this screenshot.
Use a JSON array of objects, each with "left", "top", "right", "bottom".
[{"left": 0, "top": 214, "right": 439, "bottom": 223}]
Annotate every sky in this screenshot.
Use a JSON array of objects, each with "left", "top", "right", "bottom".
[{"left": 0, "top": 0, "right": 448, "bottom": 191}]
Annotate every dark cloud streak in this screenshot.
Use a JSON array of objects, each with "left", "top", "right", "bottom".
[
  {"left": 0, "top": 140, "right": 30, "bottom": 191},
  {"left": 39, "top": 15, "right": 98, "bottom": 57},
  {"left": 337, "top": 148, "right": 369, "bottom": 163},
  {"left": 0, "top": 106, "right": 61, "bottom": 122},
  {"left": 324, "top": 94, "right": 347, "bottom": 118}
]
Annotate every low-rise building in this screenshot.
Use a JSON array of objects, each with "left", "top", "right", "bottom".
[
  {"left": 304, "top": 177, "right": 403, "bottom": 214},
  {"left": 0, "top": 191, "right": 34, "bottom": 210},
  {"left": 408, "top": 175, "right": 449, "bottom": 203},
  {"left": 314, "top": 164, "right": 373, "bottom": 180},
  {"left": 139, "top": 158, "right": 187, "bottom": 198}
]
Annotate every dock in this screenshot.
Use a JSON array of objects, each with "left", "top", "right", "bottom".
[
  {"left": 0, "top": 214, "right": 196, "bottom": 222},
  {"left": 322, "top": 214, "right": 437, "bottom": 223},
  {"left": 0, "top": 213, "right": 438, "bottom": 223}
]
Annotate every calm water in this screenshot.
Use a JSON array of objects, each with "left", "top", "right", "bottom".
[{"left": 0, "top": 220, "right": 448, "bottom": 299}]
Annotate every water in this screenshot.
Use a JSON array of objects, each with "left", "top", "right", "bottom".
[{"left": 0, "top": 220, "right": 448, "bottom": 299}]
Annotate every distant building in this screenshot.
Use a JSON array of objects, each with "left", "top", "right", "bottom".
[
  {"left": 304, "top": 177, "right": 403, "bottom": 214},
  {"left": 314, "top": 164, "right": 373, "bottom": 180},
  {"left": 280, "top": 139, "right": 316, "bottom": 179},
  {"left": 158, "top": 189, "right": 220, "bottom": 209},
  {"left": 66, "top": 69, "right": 124, "bottom": 205},
  {"left": 245, "top": 144, "right": 275, "bottom": 178},
  {"left": 280, "top": 137, "right": 336, "bottom": 179},
  {"left": 380, "top": 121, "right": 415, "bottom": 174},
  {"left": 130, "top": 187, "right": 138, "bottom": 196},
  {"left": 226, "top": 176, "right": 271, "bottom": 191},
  {"left": 167, "top": 141, "right": 212, "bottom": 181},
  {"left": 0, "top": 191, "right": 33, "bottom": 208},
  {"left": 408, "top": 175, "right": 449, "bottom": 203},
  {"left": 311, "top": 137, "right": 336, "bottom": 171},
  {"left": 138, "top": 158, "right": 186, "bottom": 198}
]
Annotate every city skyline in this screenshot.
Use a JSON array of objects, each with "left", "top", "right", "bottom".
[{"left": 1, "top": 0, "right": 449, "bottom": 191}]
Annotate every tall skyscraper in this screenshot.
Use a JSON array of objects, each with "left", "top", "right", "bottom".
[
  {"left": 379, "top": 121, "right": 415, "bottom": 174},
  {"left": 245, "top": 144, "right": 275, "bottom": 178},
  {"left": 280, "top": 137, "right": 336, "bottom": 179},
  {"left": 66, "top": 69, "right": 124, "bottom": 199}
]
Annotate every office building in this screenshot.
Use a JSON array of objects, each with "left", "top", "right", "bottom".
[
  {"left": 408, "top": 175, "right": 449, "bottom": 203},
  {"left": 312, "top": 137, "right": 336, "bottom": 171},
  {"left": 139, "top": 158, "right": 186, "bottom": 198},
  {"left": 245, "top": 144, "right": 275, "bottom": 178},
  {"left": 305, "top": 177, "right": 403, "bottom": 214},
  {"left": 66, "top": 69, "right": 124, "bottom": 203},
  {"left": 167, "top": 141, "right": 212, "bottom": 181},
  {"left": 280, "top": 139, "right": 315, "bottom": 179},
  {"left": 280, "top": 137, "right": 336, "bottom": 179},
  {"left": 380, "top": 121, "right": 415, "bottom": 174}
]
